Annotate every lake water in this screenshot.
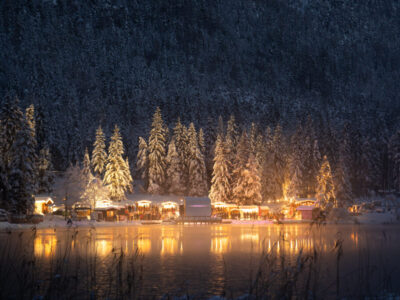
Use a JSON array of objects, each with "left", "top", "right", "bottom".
[{"left": 1, "top": 224, "right": 400, "bottom": 299}]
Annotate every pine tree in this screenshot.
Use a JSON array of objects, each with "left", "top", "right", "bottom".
[
  {"left": 232, "top": 131, "right": 249, "bottom": 195},
  {"left": 147, "top": 107, "right": 167, "bottom": 194},
  {"left": 37, "top": 146, "right": 55, "bottom": 194},
  {"left": 224, "top": 118, "right": 237, "bottom": 202},
  {"left": 9, "top": 116, "right": 38, "bottom": 213},
  {"left": 335, "top": 154, "right": 352, "bottom": 208},
  {"left": 316, "top": 155, "right": 336, "bottom": 208},
  {"left": 287, "top": 132, "right": 303, "bottom": 201},
  {"left": 226, "top": 115, "right": 238, "bottom": 148},
  {"left": 271, "top": 124, "right": 286, "bottom": 201},
  {"left": 209, "top": 135, "right": 231, "bottom": 203},
  {"left": 232, "top": 154, "right": 262, "bottom": 205},
  {"left": 0, "top": 96, "right": 23, "bottom": 209},
  {"left": 103, "top": 125, "right": 129, "bottom": 201},
  {"left": 123, "top": 158, "right": 134, "bottom": 194},
  {"left": 173, "top": 118, "right": 190, "bottom": 183},
  {"left": 82, "top": 148, "right": 92, "bottom": 184},
  {"left": 249, "top": 122, "right": 258, "bottom": 156},
  {"left": 198, "top": 128, "right": 206, "bottom": 156},
  {"left": 25, "top": 104, "right": 36, "bottom": 138},
  {"left": 92, "top": 125, "right": 107, "bottom": 177},
  {"left": 166, "top": 139, "right": 186, "bottom": 195},
  {"left": 187, "top": 123, "right": 208, "bottom": 196},
  {"left": 204, "top": 117, "right": 217, "bottom": 182},
  {"left": 261, "top": 126, "right": 275, "bottom": 201},
  {"left": 136, "top": 137, "right": 148, "bottom": 188}
]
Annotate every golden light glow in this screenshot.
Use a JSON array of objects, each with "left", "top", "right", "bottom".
[
  {"left": 96, "top": 239, "right": 113, "bottom": 257},
  {"left": 137, "top": 200, "right": 152, "bottom": 208},
  {"left": 210, "top": 236, "right": 229, "bottom": 254},
  {"left": 34, "top": 234, "right": 57, "bottom": 257},
  {"left": 161, "top": 201, "right": 178, "bottom": 209}
]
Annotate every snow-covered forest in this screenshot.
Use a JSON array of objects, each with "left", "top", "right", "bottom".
[{"left": 1, "top": 1, "right": 400, "bottom": 211}]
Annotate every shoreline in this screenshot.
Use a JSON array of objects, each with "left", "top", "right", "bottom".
[{"left": 0, "top": 212, "right": 399, "bottom": 230}]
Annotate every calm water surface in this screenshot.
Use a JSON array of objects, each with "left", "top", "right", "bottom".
[{"left": 2, "top": 224, "right": 400, "bottom": 298}]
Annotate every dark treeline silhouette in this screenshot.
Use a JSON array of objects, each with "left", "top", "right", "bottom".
[{"left": 0, "top": 1, "right": 399, "bottom": 198}]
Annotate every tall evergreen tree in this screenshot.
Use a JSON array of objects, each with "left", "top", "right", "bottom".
[
  {"left": 210, "top": 135, "right": 231, "bottom": 203},
  {"left": 82, "top": 148, "right": 92, "bottom": 184},
  {"left": 232, "top": 154, "right": 262, "bottom": 205},
  {"left": 37, "top": 146, "right": 54, "bottom": 194},
  {"left": 232, "top": 131, "right": 249, "bottom": 192},
  {"left": 0, "top": 97, "right": 23, "bottom": 208},
  {"left": 316, "top": 155, "right": 336, "bottom": 208},
  {"left": 25, "top": 104, "right": 36, "bottom": 138},
  {"left": 271, "top": 124, "right": 286, "bottom": 201},
  {"left": 261, "top": 126, "right": 275, "bottom": 201},
  {"left": 123, "top": 158, "right": 134, "bottom": 194},
  {"left": 136, "top": 137, "right": 149, "bottom": 189},
  {"left": 287, "top": 131, "right": 303, "bottom": 201},
  {"left": 335, "top": 154, "right": 352, "bottom": 208},
  {"left": 147, "top": 107, "right": 167, "bottom": 194},
  {"left": 9, "top": 116, "right": 38, "bottom": 213},
  {"left": 198, "top": 128, "right": 206, "bottom": 156},
  {"left": 187, "top": 123, "right": 208, "bottom": 196},
  {"left": 166, "top": 139, "right": 186, "bottom": 195},
  {"left": 92, "top": 126, "right": 107, "bottom": 177},
  {"left": 103, "top": 125, "right": 129, "bottom": 201}
]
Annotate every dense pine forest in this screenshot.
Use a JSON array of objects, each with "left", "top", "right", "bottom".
[{"left": 1, "top": 1, "right": 400, "bottom": 210}]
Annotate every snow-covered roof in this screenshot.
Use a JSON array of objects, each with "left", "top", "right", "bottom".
[
  {"left": 125, "top": 193, "right": 183, "bottom": 204},
  {"left": 35, "top": 195, "right": 54, "bottom": 204}
]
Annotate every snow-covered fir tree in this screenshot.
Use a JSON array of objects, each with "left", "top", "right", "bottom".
[
  {"left": 226, "top": 115, "right": 238, "bottom": 149},
  {"left": 287, "top": 131, "right": 304, "bottom": 201},
  {"left": 187, "top": 123, "right": 208, "bottom": 196},
  {"left": 261, "top": 126, "right": 275, "bottom": 201},
  {"left": 25, "top": 104, "right": 36, "bottom": 138},
  {"left": 9, "top": 115, "right": 38, "bottom": 213},
  {"left": 232, "top": 131, "right": 249, "bottom": 203},
  {"left": 166, "top": 139, "right": 186, "bottom": 195},
  {"left": 316, "top": 155, "right": 336, "bottom": 208},
  {"left": 82, "top": 148, "right": 92, "bottom": 184},
  {"left": 198, "top": 128, "right": 206, "bottom": 156},
  {"left": 147, "top": 107, "right": 168, "bottom": 194},
  {"left": 0, "top": 96, "right": 23, "bottom": 208},
  {"left": 335, "top": 154, "right": 352, "bottom": 207},
  {"left": 173, "top": 118, "right": 189, "bottom": 183},
  {"left": 123, "top": 158, "right": 134, "bottom": 194},
  {"left": 37, "top": 146, "right": 55, "bottom": 194},
  {"left": 136, "top": 136, "right": 148, "bottom": 189},
  {"left": 232, "top": 154, "right": 262, "bottom": 205},
  {"left": 249, "top": 122, "right": 258, "bottom": 157},
  {"left": 271, "top": 124, "right": 286, "bottom": 201},
  {"left": 91, "top": 125, "right": 107, "bottom": 177},
  {"left": 232, "top": 131, "right": 249, "bottom": 186},
  {"left": 209, "top": 135, "right": 231, "bottom": 203},
  {"left": 103, "top": 125, "right": 130, "bottom": 201}
]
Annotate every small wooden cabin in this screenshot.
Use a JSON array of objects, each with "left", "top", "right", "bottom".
[{"left": 34, "top": 196, "right": 54, "bottom": 215}]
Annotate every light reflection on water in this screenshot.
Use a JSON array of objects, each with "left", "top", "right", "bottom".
[
  {"left": 32, "top": 224, "right": 376, "bottom": 258},
  {"left": 25, "top": 224, "right": 400, "bottom": 298}
]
